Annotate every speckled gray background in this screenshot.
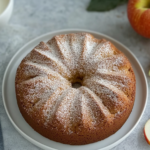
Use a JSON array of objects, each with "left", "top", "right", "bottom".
[{"left": 0, "top": 0, "right": 150, "bottom": 150}]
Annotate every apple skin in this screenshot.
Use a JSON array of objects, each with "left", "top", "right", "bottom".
[
  {"left": 127, "top": 0, "right": 150, "bottom": 38},
  {"left": 144, "top": 129, "right": 150, "bottom": 145}
]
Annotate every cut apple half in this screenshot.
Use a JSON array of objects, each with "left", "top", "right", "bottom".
[{"left": 144, "top": 119, "right": 150, "bottom": 144}]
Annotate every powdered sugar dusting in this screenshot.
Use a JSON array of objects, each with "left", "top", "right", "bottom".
[
  {"left": 83, "top": 77, "right": 129, "bottom": 113},
  {"left": 83, "top": 41, "right": 120, "bottom": 77},
  {"left": 96, "top": 55, "right": 125, "bottom": 72},
  {"left": 82, "top": 34, "right": 99, "bottom": 57},
  {"left": 16, "top": 33, "right": 135, "bottom": 135},
  {"left": 81, "top": 86, "right": 112, "bottom": 128},
  {"left": 55, "top": 88, "right": 77, "bottom": 133},
  {"left": 70, "top": 33, "right": 85, "bottom": 70},
  {"left": 42, "top": 87, "right": 71, "bottom": 126},
  {"left": 25, "top": 48, "right": 72, "bottom": 79}
]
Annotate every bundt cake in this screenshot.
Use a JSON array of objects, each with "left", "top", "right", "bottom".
[{"left": 15, "top": 33, "right": 136, "bottom": 145}]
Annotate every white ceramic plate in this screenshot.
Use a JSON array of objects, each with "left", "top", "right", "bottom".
[{"left": 2, "top": 29, "right": 148, "bottom": 150}]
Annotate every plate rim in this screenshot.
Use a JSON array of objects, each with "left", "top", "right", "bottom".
[{"left": 2, "top": 28, "right": 148, "bottom": 150}]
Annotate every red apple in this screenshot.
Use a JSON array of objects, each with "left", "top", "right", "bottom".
[
  {"left": 144, "top": 119, "right": 150, "bottom": 144},
  {"left": 127, "top": 0, "right": 150, "bottom": 38}
]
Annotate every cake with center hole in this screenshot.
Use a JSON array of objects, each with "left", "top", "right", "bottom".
[{"left": 15, "top": 33, "right": 136, "bottom": 145}]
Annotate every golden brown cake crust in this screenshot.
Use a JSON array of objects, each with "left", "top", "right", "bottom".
[{"left": 15, "top": 33, "right": 136, "bottom": 145}]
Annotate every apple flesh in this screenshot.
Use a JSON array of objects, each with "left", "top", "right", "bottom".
[
  {"left": 144, "top": 119, "right": 150, "bottom": 144},
  {"left": 127, "top": 0, "right": 150, "bottom": 38}
]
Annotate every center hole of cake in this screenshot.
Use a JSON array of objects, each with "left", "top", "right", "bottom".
[{"left": 72, "top": 82, "right": 82, "bottom": 89}]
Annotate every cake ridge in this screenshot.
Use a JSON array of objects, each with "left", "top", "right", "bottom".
[
  {"left": 55, "top": 88, "right": 77, "bottom": 132},
  {"left": 81, "top": 86, "right": 113, "bottom": 115},
  {"left": 83, "top": 78, "right": 130, "bottom": 114},
  {"left": 80, "top": 33, "right": 99, "bottom": 61},
  {"left": 34, "top": 48, "right": 71, "bottom": 72},
  {"left": 25, "top": 47, "right": 72, "bottom": 79},
  {"left": 51, "top": 34, "right": 77, "bottom": 76},
  {"left": 80, "top": 86, "right": 113, "bottom": 129},
  {"left": 24, "top": 61, "right": 70, "bottom": 82},
  {"left": 42, "top": 87, "right": 71, "bottom": 125},
  {"left": 83, "top": 73, "right": 131, "bottom": 97}
]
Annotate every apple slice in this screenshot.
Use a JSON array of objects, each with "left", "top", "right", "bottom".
[{"left": 144, "top": 119, "right": 150, "bottom": 144}]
